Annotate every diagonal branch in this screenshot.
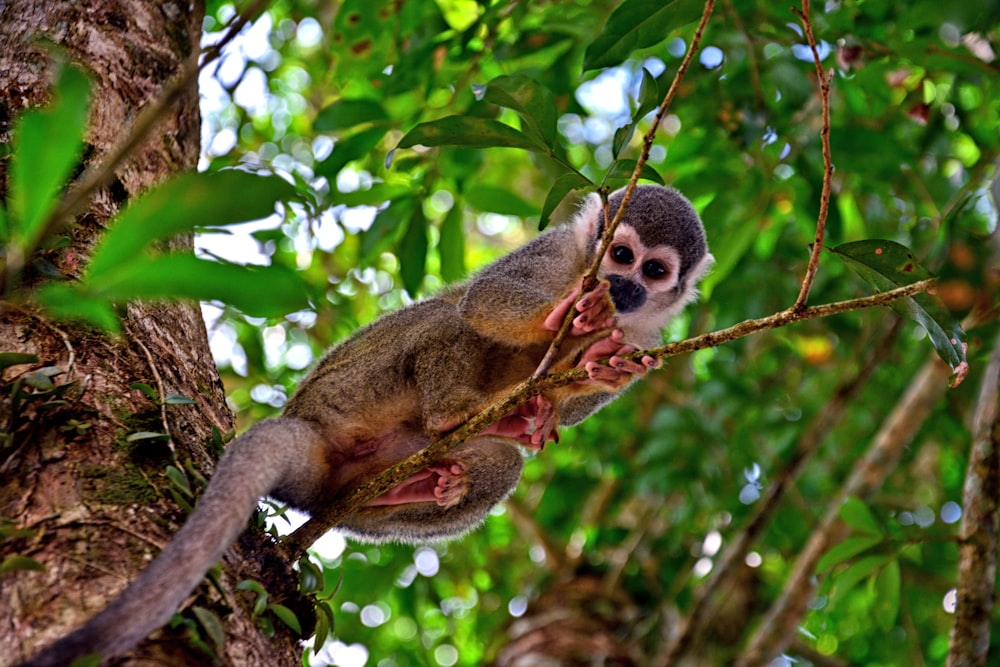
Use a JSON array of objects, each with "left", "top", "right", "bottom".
[
  {"left": 285, "top": 278, "right": 935, "bottom": 556},
  {"left": 532, "top": 0, "right": 716, "bottom": 378}
]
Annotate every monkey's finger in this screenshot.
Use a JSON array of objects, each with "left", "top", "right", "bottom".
[
  {"left": 575, "top": 280, "right": 610, "bottom": 311},
  {"left": 609, "top": 355, "right": 647, "bottom": 375},
  {"left": 543, "top": 286, "right": 583, "bottom": 331},
  {"left": 641, "top": 354, "right": 661, "bottom": 369},
  {"left": 585, "top": 361, "right": 625, "bottom": 386}
]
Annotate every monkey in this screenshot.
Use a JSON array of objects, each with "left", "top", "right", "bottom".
[{"left": 15, "top": 184, "right": 711, "bottom": 667}]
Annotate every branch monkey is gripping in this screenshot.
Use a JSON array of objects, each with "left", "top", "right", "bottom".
[{"left": 18, "top": 184, "right": 711, "bottom": 666}]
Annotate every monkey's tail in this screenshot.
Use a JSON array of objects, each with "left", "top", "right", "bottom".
[{"left": 17, "top": 417, "right": 322, "bottom": 667}]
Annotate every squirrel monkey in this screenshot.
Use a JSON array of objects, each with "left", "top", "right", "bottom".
[{"left": 17, "top": 184, "right": 711, "bottom": 666}]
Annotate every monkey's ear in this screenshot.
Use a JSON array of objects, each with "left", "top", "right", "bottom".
[
  {"left": 572, "top": 192, "right": 603, "bottom": 249},
  {"left": 687, "top": 252, "right": 715, "bottom": 283}
]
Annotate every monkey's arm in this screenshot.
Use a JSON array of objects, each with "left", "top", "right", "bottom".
[{"left": 457, "top": 227, "right": 612, "bottom": 345}]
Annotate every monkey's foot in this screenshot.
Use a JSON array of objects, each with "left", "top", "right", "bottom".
[
  {"left": 367, "top": 462, "right": 468, "bottom": 508},
  {"left": 482, "top": 395, "right": 558, "bottom": 450}
]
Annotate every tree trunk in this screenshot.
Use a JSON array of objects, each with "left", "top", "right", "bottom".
[{"left": 0, "top": 2, "right": 303, "bottom": 665}]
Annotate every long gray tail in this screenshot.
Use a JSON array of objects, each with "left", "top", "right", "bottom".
[{"left": 17, "top": 418, "right": 316, "bottom": 667}]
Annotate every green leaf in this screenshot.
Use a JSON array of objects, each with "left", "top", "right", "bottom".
[
  {"left": 191, "top": 606, "right": 226, "bottom": 655},
  {"left": 873, "top": 559, "right": 901, "bottom": 632},
  {"left": 539, "top": 173, "right": 593, "bottom": 230},
  {"left": 88, "top": 254, "right": 310, "bottom": 318},
  {"left": 397, "top": 116, "right": 548, "bottom": 152},
  {"left": 583, "top": 0, "right": 704, "bottom": 71},
  {"left": 163, "top": 394, "right": 196, "bottom": 405},
  {"left": 816, "top": 534, "right": 884, "bottom": 573},
  {"left": 87, "top": 171, "right": 296, "bottom": 280},
  {"left": 68, "top": 655, "right": 101, "bottom": 667},
  {"left": 127, "top": 431, "right": 169, "bottom": 442},
  {"left": 829, "top": 554, "right": 895, "bottom": 609},
  {"left": 839, "top": 497, "right": 883, "bottom": 536},
  {"left": 438, "top": 203, "right": 466, "bottom": 283},
  {"left": 313, "top": 603, "right": 332, "bottom": 649},
  {"left": 35, "top": 284, "right": 121, "bottom": 332},
  {"left": 313, "top": 98, "right": 389, "bottom": 132},
  {"left": 336, "top": 184, "right": 415, "bottom": 208},
  {"left": 613, "top": 69, "right": 660, "bottom": 158},
  {"left": 129, "top": 382, "right": 159, "bottom": 401},
  {"left": 0, "top": 352, "right": 39, "bottom": 371},
  {"left": 482, "top": 75, "right": 559, "bottom": 148},
  {"left": 298, "top": 556, "right": 325, "bottom": 594},
  {"left": 268, "top": 603, "right": 303, "bottom": 634},
  {"left": 8, "top": 63, "right": 91, "bottom": 249},
  {"left": 314, "top": 127, "right": 388, "bottom": 179},
  {"left": 1, "top": 554, "right": 45, "bottom": 575},
  {"left": 604, "top": 159, "right": 665, "bottom": 185},
  {"left": 361, "top": 197, "right": 413, "bottom": 261},
  {"left": 464, "top": 183, "right": 540, "bottom": 218},
  {"left": 831, "top": 240, "right": 967, "bottom": 374},
  {"left": 399, "top": 207, "right": 428, "bottom": 296},
  {"left": 165, "top": 465, "right": 192, "bottom": 496}
]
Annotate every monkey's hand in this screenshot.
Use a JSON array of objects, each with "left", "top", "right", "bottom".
[
  {"left": 543, "top": 280, "right": 615, "bottom": 336},
  {"left": 580, "top": 329, "right": 660, "bottom": 389},
  {"left": 481, "top": 395, "right": 558, "bottom": 450},
  {"left": 368, "top": 462, "right": 468, "bottom": 508}
]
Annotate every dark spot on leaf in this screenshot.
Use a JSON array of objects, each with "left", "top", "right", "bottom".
[
  {"left": 333, "top": 33, "right": 343, "bottom": 43},
  {"left": 351, "top": 39, "right": 372, "bottom": 55},
  {"left": 903, "top": 263, "right": 913, "bottom": 272},
  {"left": 347, "top": 13, "right": 361, "bottom": 25}
]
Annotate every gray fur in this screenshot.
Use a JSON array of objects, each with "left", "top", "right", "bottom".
[{"left": 605, "top": 185, "right": 708, "bottom": 279}]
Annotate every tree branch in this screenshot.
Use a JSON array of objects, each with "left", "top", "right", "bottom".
[
  {"left": 286, "top": 278, "right": 936, "bottom": 557},
  {"left": 532, "top": 0, "right": 716, "bottom": 378},
  {"left": 791, "top": 0, "right": 834, "bottom": 310},
  {"left": 946, "top": 333, "right": 1000, "bottom": 666}
]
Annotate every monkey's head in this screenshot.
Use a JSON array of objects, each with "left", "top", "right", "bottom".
[{"left": 575, "top": 184, "right": 713, "bottom": 336}]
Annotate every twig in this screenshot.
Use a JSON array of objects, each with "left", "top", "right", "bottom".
[
  {"left": 532, "top": 0, "right": 716, "bottom": 378},
  {"left": 286, "top": 278, "right": 936, "bottom": 556},
  {"left": 946, "top": 333, "right": 1000, "bottom": 666},
  {"left": 791, "top": 0, "right": 833, "bottom": 310}
]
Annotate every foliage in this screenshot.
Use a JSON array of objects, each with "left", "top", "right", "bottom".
[
  {"left": 6, "top": 0, "right": 998, "bottom": 664},
  {"left": 192, "top": 1, "right": 1000, "bottom": 664}
]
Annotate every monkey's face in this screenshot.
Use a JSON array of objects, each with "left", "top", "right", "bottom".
[{"left": 598, "top": 225, "right": 683, "bottom": 316}]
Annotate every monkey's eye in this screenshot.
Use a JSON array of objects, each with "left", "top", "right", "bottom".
[
  {"left": 611, "top": 245, "right": 634, "bottom": 264},
  {"left": 642, "top": 260, "right": 668, "bottom": 280}
]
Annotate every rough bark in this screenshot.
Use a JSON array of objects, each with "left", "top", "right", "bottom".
[
  {"left": 947, "top": 330, "right": 1000, "bottom": 667},
  {"left": 0, "top": 2, "right": 303, "bottom": 665}
]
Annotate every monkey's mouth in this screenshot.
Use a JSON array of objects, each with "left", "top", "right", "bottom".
[{"left": 608, "top": 275, "right": 646, "bottom": 314}]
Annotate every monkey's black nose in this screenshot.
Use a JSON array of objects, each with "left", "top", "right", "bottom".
[{"left": 608, "top": 275, "right": 646, "bottom": 313}]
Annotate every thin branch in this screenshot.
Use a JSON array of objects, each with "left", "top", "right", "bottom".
[
  {"left": 286, "top": 278, "right": 935, "bottom": 556},
  {"left": 792, "top": 0, "right": 834, "bottom": 310},
  {"left": 532, "top": 0, "right": 716, "bottom": 378},
  {"left": 946, "top": 333, "right": 1000, "bottom": 666}
]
